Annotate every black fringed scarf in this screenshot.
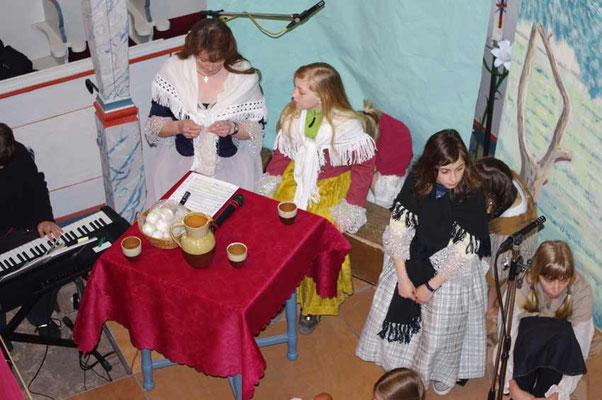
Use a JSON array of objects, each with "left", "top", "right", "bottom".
[{"left": 378, "top": 173, "right": 491, "bottom": 343}]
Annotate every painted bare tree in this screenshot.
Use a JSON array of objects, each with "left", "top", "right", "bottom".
[{"left": 517, "top": 24, "right": 572, "bottom": 201}]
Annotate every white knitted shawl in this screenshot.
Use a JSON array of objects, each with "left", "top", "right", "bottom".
[
  {"left": 274, "top": 110, "right": 376, "bottom": 210},
  {"left": 151, "top": 55, "right": 267, "bottom": 176}
]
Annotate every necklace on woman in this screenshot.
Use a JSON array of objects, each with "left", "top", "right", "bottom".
[{"left": 199, "top": 74, "right": 209, "bottom": 84}]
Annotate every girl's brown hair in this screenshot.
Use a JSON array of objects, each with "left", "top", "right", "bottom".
[
  {"left": 524, "top": 240, "right": 575, "bottom": 320},
  {"left": 474, "top": 156, "right": 517, "bottom": 219},
  {"left": 411, "top": 129, "right": 480, "bottom": 202},
  {"left": 277, "top": 63, "right": 379, "bottom": 143},
  {"left": 373, "top": 368, "right": 425, "bottom": 400},
  {"left": 178, "top": 18, "right": 254, "bottom": 75},
  {"left": 0, "top": 123, "right": 17, "bottom": 167}
]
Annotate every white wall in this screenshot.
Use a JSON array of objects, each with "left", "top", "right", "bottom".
[
  {"left": 0, "top": 0, "right": 205, "bottom": 67},
  {"left": 0, "top": 0, "right": 48, "bottom": 60},
  {"left": 0, "top": 37, "right": 183, "bottom": 219}
]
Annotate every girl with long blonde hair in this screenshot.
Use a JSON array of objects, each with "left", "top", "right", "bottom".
[
  {"left": 258, "top": 62, "right": 378, "bottom": 334},
  {"left": 505, "top": 240, "right": 593, "bottom": 400}
]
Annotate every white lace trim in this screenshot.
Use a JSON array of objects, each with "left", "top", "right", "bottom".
[
  {"left": 256, "top": 173, "right": 282, "bottom": 197},
  {"left": 330, "top": 199, "right": 367, "bottom": 234},
  {"left": 144, "top": 116, "right": 172, "bottom": 146},
  {"left": 382, "top": 224, "right": 414, "bottom": 260},
  {"left": 239, "top": 120, "right": 264, "bottom": 157},
  {"left": 429, "top": 234, "right": 479, "bottom": 282},
  {"left": 151, "top": 75, "right": 185, "bottom": 119},
  {"left": 218, "top": 100, "right": 267, "bottom": 123}
]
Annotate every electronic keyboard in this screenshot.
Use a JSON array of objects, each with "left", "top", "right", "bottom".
[{"left": 0, "top": 206, "right": 130, "bottom": 311}]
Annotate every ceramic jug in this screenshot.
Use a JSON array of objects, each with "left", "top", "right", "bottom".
[{"left": 170, "top": 212, "right": 215, "bottom": 268}]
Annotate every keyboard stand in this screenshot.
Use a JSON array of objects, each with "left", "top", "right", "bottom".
[{"left": 0, "top": 277, "right": 132, "bottom": 376}]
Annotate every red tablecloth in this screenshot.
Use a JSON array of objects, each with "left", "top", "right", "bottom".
[{"left": 73, "top": 173, "right": 350, "bottom": 400}]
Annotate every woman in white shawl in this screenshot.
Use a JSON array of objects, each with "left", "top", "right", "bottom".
[{"left": 144, "top": 19, "right": 267, "bottom": 205}]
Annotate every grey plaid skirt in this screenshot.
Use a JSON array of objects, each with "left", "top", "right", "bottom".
[{"left": 356, "top": 255, "right": 488, "bottom": 387}]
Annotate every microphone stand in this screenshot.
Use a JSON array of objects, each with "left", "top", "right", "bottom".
[
  {"left": 201, "top": 1, "right": 326, "bottom": 34},
  {"left": 488, "top": 238, "right": 532, "bottom": 400},
  {"left": 201, "top": 10, "right": 298, "bottom": 21}
]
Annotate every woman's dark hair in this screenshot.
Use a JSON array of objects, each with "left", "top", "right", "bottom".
[
  {"left": 474, "top": 156, "right": 517, "bottom": 218},
  {"left": 373, "top": 368, "right": 425, "bottom": 400},
  {"left": 0, "top": 123, "right": 17, "bottom": 166},
  {"left": 178, "top": 18, "right": 254, "bottom": 75},
  {"left": 411, "top": 129, "right": 479, "bottom": 201}
]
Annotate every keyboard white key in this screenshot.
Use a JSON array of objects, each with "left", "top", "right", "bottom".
[{"left": 0, "top": 210, "right": 112, "bottom": 272}]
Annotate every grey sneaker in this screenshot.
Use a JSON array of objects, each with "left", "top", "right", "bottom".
[
  {"left": 433, "top": 380, "right": 452, "bottom": 395},
  {"left": 298, "top": 314, "right": 321, "bottom": 335}
]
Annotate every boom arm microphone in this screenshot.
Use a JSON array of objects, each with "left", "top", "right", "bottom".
[
  {"left": 287, "top": 1, "right": 326, "bottom": 29},
  {"left": 209, "top": 194, "right": 244, "bottom": 232},
  {"left": 499, "top": 216, "right": 546, "bottom": 249}
]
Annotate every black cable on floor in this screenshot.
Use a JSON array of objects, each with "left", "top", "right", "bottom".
[
  {"left": 79, "top": 349, "right": 114, "bottom": 390},
  {"left": 27, "top": 345, "right": 55, "bottom": 400}
]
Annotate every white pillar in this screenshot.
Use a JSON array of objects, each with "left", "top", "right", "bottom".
[{"left": 82, "top": 0, "right": 146, "bottom": 222}]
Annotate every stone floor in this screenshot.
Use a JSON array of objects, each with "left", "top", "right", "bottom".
[
  {"left": 6, "top": 278, "right": 602, "bottom": 400},
  {"left": 5, "top": 282, "right": 128, "bottom": 399}
]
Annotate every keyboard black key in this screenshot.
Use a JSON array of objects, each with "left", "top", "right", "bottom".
[
  {"left": 39, "top": 244, "right": 48, "bottom": 252},
  {"left": 17, "top": 254, "right": 25, "bottom": 263},
  {"left": 30, "top": 249, "right": 39, "bottom": 258},
  {"left": 35, "top": 245, "right": 43, "bottom": 254},
  {"left": 77, "top": 227, "right": 86, "bottom": 236},
  {"left": 9, "top": 257, "right": 16, "bottom": 265},
  {"left": 82, "top": 225, "right": 91, "bottom": 234}
]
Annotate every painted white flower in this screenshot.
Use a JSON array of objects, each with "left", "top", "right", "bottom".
[{"left": 491, "top": 39, "right": 513, "bottom": 71}]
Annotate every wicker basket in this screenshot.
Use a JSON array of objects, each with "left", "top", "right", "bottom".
[{"left": 137, "top": 209, "right": 179, "bottom": 249}]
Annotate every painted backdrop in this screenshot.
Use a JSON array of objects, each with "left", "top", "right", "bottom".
[
  {"left": 207, "top": 0, "right": 491, "bottom": 153},
  {"left": 496, "top": 1, "right": 602, "bottom": 326}
]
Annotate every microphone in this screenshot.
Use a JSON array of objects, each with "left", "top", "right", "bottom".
[
  {"left": 499, "top": 216, "right": 546, "bottom": 249},
  {"left": 209, "top": 194, "right": 244, "bottom": 232},
  {"left": 287, "top": 1, "right": 326, "bottom": 30}
]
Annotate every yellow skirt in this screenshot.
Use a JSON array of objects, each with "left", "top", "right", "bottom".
[{"left": 274, "top": 162, "right": 353, "bottom": 316}]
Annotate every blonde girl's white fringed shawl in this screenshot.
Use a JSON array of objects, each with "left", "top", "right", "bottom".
[
  {"left": 150, "top": 55, "right": 267, "bottom": 177},
  {"left": 274, "top": 110, "right": 376, "bottom": 210}
]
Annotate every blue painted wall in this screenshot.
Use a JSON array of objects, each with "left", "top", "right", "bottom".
[{"left": 208, "top": 1, "right": 490, "bottom": 154}]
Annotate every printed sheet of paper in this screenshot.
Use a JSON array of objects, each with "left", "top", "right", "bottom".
[{"left": 168, "top": 173, "right": 238, "bottom": 217}]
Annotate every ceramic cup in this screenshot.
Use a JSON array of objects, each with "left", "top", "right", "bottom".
[
  {"left": 226, "top": 242, "right": 247, "bottom": 268},
  {"left": 278, "top": 201, "right": 297, "bottom": 225},
  {"left": 121, "top": 236, "right": 142, "bottom": 261}
]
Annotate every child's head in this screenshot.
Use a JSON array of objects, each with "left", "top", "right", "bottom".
[
  {"left": 278, "top": 63, "right": 379, "bottom": 139},
  {"left": 373, "top": 368, "right": 424, "bottom": 400},
  {"left": 474, "top": 156, "right": 517, "bottom": 218},
  {"left": 524, "top": 240, "right": 575, "bottom": 319},
  {"left": 412, "top": 129, "right": 478, "bottom": 200},
  {"left": 0, "top": 123, "right": 17, "bottom": 167},
  {"left": 291, "top": 62, "right": 353, "bottom": 115}
]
